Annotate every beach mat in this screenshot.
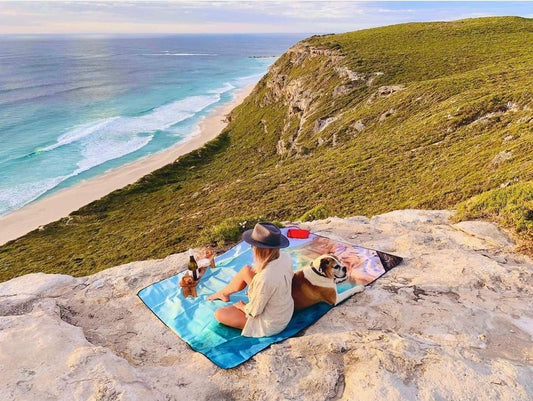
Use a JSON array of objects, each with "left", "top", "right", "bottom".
[{"left": 137, "top": 228, "right": 402, "bottom": 369}]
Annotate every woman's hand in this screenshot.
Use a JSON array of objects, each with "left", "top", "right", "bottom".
[{"left": 233, "top": 300, "right": 247, "bottom": 312}]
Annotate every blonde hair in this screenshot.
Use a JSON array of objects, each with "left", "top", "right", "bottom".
[{"left": 252, "top": 246, "right": 280, "bottom": 273}]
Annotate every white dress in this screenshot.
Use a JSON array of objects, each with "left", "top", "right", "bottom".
[{"left": 242, "top": 252, "right": 294, "bottom": 337}]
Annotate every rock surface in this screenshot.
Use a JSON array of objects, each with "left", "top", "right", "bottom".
[{"left": 1, "top": 210, "right": 532, "bottom": 401}]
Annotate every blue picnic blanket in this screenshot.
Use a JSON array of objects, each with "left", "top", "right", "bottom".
[{"left": 137, "top": 228, "right": 401, "bottom": 368}]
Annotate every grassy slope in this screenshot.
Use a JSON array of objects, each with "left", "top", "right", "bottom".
[{"left": 1, "top": 17, "right": 532, "bottom": 281}]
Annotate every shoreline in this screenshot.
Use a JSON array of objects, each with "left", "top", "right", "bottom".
[{"left": 0, "top": 83, "right": 255, "bottom": 246}]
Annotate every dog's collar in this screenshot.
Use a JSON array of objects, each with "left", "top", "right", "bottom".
[{"left": 311, "top": 266, "right": 329, "bottom": 278}]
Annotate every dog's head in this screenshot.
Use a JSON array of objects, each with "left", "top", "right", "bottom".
[
  {"left": 179, "top": 274, "right": 197, "bottom": 288},
  {"left": 311, "top": 254, "right": 348, "bottom": 284}
]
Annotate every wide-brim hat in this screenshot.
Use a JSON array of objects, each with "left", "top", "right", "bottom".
[{"left": 242, "top": 222, "right": 290, "bottom": 249}]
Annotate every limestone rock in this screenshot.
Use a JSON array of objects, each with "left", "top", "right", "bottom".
[
  {"left": 377, "top": 85, "right": 406, "bottom": 96},
  {"left": 334, "top": 66, "right": 365, "bottom": 82},
  {"left": 332, "top": 84, "right": 355, "bottom": 98},
  {"left": 453, "top": 220, "right": 515, "bottom": 248},
  {"left": 379, "top": 108, "right": 396, "bottom": 122},
  {"left": 314, "top": 116, "right": 338, "bottom": 133},
  {"left": 491, "top": 150, "right": 513, "bottom": 165},
  {"left": 368, "top": 84, "right": 405, "bottom": 104},
  {"left": 1, "top": 210, "right": 532, "bottom": 401},
  {"left": 352, "top": 120, "right": 365, "bottom": 132}
]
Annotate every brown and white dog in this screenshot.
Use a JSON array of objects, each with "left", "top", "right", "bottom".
[{"left": 291, "top": 254, "right": 347, "bottom": 311}]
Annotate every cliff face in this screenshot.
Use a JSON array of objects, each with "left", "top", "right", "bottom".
[
  {"left": 1, "top": 210, "right": 532, "bottom": 400},
  {"left": 245, "top": 17, "right": 533, "bottom": 164},
  {"left": 259, "top": 42, "right": 393, "bottom": 158}
]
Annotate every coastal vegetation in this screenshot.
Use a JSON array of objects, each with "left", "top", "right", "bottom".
[{"left": 1, "top": 16, "right": 532, "bottom": 282}]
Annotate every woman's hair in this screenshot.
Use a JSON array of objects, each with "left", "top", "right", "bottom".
[{"left": 252, "top": 246, "right": 280, "bottom": 273}]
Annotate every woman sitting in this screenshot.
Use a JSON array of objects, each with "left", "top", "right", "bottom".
[{"left": 207, "top": 222, "right": 294, "bottom": 337}]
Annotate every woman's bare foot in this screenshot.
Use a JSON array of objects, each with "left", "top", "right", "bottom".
[{"left": 207, "top": 290, "right": 230, "bottom": 302}]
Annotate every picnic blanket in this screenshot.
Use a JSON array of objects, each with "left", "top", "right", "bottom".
[{"left": 137, "top": 228, "right": 402, "bottom": 369}]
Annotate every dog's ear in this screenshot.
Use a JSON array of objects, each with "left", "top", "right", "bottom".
[{"left": 319, "top": 257, "right": 331, "bottom": 273}]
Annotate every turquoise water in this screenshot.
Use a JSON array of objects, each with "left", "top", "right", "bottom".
[{"left": 0, "top": 34, "right": 305, "bottom": 216}]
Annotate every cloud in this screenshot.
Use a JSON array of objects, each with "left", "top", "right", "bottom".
[
  {"left": 271, "top": 2, "right": 367, "bottom": 20},
  {"left": 0, "top": 1, "right": 531, "bottom": 34}
]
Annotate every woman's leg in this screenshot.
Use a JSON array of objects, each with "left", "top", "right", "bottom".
[
  {"left": 213, "top": 305, "right": 247, "bottom": 329},
  {"left": 207, "top": 265, "right": 255, "bottom": 301}
]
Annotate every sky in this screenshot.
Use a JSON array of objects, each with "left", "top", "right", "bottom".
[{"left": 0, "top": 1, "right": 532, "bottom": 35}]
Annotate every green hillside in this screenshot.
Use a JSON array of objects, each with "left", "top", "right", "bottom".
[{"left": 1, "top": 17, "right": 532, "bottom": 281}]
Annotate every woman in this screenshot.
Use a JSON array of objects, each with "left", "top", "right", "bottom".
[{"left": 207, "top": 222, "right": 294, "bottom": 337}]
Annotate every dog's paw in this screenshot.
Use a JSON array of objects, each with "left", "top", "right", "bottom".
[{"left": 353, "top": 284, "right": 365, "bottom": 293}]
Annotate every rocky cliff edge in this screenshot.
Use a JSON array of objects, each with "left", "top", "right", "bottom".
[{"left": 1, "top": 210, "right": 532, "bottom": 401}]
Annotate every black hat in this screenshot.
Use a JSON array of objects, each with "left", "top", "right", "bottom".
[{"left": 242, "top": 222, "right": 290, "bottom": 249}]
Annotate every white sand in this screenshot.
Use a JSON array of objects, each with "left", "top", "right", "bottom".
[{"left": 0, "top": 84, "right": 255, "bottom": 245}]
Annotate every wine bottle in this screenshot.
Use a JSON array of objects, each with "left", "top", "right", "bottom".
[{"left": 188, "top": 249, "right": 199, "bottom": 281}]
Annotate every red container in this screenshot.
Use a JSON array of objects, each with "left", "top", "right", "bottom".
[{"left": 287, "top": 228, "right": 310, "bottom": 239}]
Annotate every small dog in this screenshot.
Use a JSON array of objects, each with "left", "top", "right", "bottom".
[
  {"left": 291, "top": 254, "right": 347, "bottom": 310},
  {"left": 179, "top": 266, "right": 207, "bottom": 298},
  {"left": 179, "top": 274, "right": 198, "bottom": 298}
]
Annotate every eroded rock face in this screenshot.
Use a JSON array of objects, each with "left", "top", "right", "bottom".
[
  {"left": 1, "top": 210, "right": 532, "bottom": 401},
  {"left": 260, "top": 41, "right": 408, "bottom": 159}
]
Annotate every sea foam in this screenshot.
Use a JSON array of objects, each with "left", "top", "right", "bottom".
[
  {"left": 41, "top": 94, "right": 220, "bottom": 154},
  {"left": 0, "top": 176, "right": 68, "bottom": 217},
  {"left": 39, "top": 118, "right": 121, "bottom": 153},
  {"left": 0, "top": 93, "right": 222, "bottom": 216}
]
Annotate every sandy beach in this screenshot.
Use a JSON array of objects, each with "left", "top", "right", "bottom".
[{"left": 0, "top": 84, "right": 255, "bottom": 245}]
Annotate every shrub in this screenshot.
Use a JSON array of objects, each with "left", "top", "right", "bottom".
[
  {"left": 196, "top": 216, "right": 264, "bottom": 247},
  {"left": 300, "top": 205, "right": 330, "bottom": 222},
  {"left": 455, "top": 181, "right": 533, "bottom": 239}
]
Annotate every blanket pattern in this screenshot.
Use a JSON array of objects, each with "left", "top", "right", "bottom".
[{"left": 138, "top": 228, "right": 402, "bottom": 368}]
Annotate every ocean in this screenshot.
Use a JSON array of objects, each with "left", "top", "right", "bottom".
[{"left": 0, "top": 34, "right": 304, "bottom": 217}]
